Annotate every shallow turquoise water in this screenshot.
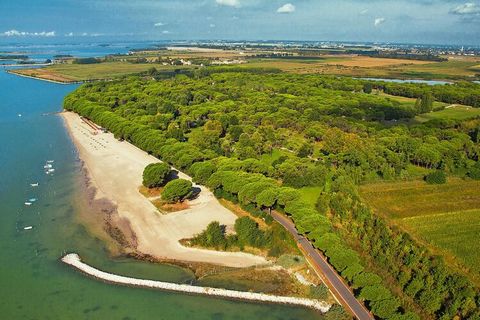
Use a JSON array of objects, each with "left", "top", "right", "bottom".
[{"left": 0, "top": 69, "right": 320, "bottom": 319}]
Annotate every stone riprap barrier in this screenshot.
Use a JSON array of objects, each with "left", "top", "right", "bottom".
[{"left": 62, "top": 253, "right": 331, "bottom": 313}]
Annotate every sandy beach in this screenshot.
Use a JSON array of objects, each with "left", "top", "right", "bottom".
[{"left": 62, "top": 111, "right": 267, "bottom": 267}]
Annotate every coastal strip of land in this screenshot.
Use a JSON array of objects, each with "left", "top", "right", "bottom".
[
  {"left": 62, "top": 253, "right": 331, "bottom": 312},
  {"left": 6, "top": 69, "right": 81, "bottom": 84},
  {"left": 61, "top": 111, "right": 267, "bottom": 267}
]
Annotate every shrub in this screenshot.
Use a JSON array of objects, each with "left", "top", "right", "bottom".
[
  {"left": 324, "top": 304, "right": 350, "bottom": 320},
  {"left": 309, "top": 284, "right": 329, "bottom": 300},
  {"left": 468, "top": 162, "right": 480, "bottom": 180},
  {"left": 142, "top": 162, "right": 171, "bottom": 188},
  {"left": 191, "top": 221, "right": 227, "bottom": 249},
  {"left": 316, "top": 193, "right": 330, "bottom": 215},
  {"left": 234, "top": 216, "right": 266, "bottom": 247},
  {"left": 162, "top": 179, "right": 193, "bottom": 203},
  {"left": 352, "top": 272, "right": 382, "bottom": 289},
  {"left": 73, "top": 57, "right": 100, "bottom": 64},
  {"left": 424, "top": 171, "right": 447, "bottom": 184}
]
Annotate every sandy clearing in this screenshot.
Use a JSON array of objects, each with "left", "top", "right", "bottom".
[{"left": 62, "top": 111, "right": 267, "bottom": 267}]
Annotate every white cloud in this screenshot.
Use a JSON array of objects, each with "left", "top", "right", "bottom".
[
  {"left": 360, "top": 9, "right": 369, "bottom": 15},
  {"left": 76, "top": 32, "right": 103, "bottom": 37},
  {"left": 65, "top": 32, "right": 74, "bottom": 37},
  {"left": 2, "top": 29, "right": 56, "bottom": 37},
  {"left": 154, "top": 22, "right": 166, "bottom": 27},
  {"left": 450, "top": 3, "right": 480, "bottom": 15},
  {"left": 210, "top": 23, "right": 216, "bottom": 28},
  {"left": 162, "top": 30, "right": 170, "bottom": 34},
  {"left": 277, "top": 3, "right": 295, "bottom": 14},
  {"left": 374, "top": 17, "right": 386, "bottom": 27},
  {"left": 215, "top": 0, "right": 240, "bottom": 8}
]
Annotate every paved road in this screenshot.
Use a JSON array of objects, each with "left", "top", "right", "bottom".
[{"left": 271, "top": 211, "right": 373, "bottom": 320}]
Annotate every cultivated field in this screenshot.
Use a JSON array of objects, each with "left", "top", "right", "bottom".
[
  {"left": 11, "top": 62, "right": 190, "bottom": 82},
  {"left": 248, "top": 55, "right": 480, "bottom": 80},
  {"left": 402, "top": 209, "right": 480, "bottom": 280},
  {"left": 246, "top": 55, "right": 429, "bottom": 75},
  {"left": 360, "top": 178, "right": 480, "bottom": 284},
  {"left": 391, "top": 57, "right": 480, "bottom": 79},
  {"left": 10, "top": 52, "right": 480, "bottom": 83}
]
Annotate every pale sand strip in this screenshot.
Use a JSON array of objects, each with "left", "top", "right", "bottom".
[
  {"left": 62, "top": 253, "right": 331, "bottom": 312},
  {"left": 62, "top": 111, "right": 267, "bottom": 267}
]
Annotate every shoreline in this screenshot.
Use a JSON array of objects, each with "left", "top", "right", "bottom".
[
  {"left": 60, "top": 111, "right": 267, "bottom": 268},
  {"left": 62, "top": 253, "right": 331, "bottom": 313}
]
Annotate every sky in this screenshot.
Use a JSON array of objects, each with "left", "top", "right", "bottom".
[{"left": 0, "top": 0, "right": 479, "bottom": 45}]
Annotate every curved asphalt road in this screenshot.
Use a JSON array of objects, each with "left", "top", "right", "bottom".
[{"left": 271, "top": 211, "right": 373, "bottom": 320}]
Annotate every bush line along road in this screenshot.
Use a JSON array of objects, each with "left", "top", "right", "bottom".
[{"left": 271, "top": 211, "right": 373, "bottom": 320}]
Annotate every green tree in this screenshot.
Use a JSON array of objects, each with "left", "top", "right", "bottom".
[
  {"left": 162, "top": 179, "right": 193, "bottom": 203},
  {"left": 371, "top": 298, "right": 400, "bottom": 319},
  {"left": 425, "top": 171, "right": 447, "bottom": 184},
  {"left": 191, "top": 221, "right": 227, "bottom": 249},
  {"left": 142, "top": 163, "right": 171, "bottom": 188},
  {"left": 363, "top": 83, "right": 373, "bottom": 94},
  {"left": 234, "top": 216, "right": 265, "bottom": 247},
  {"left": 352, "top": 272, "right": 382, "bottom": 289},
  {"left": 359, "top": 285, "right": 392, "bottom": 302},
  {"left": 316, "top": 193, "right": 330, "bottom": 215},
  {"left": 204, "top": 221, "right": 226, "bottom": 247},
  {"left": 418, "top": 92, "right": 433, "bottom": 113},
  {"left": 297, "top": 143, "right": 313, "bottom": 158}
]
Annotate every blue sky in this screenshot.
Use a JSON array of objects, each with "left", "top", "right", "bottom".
[{"left": 0, "top": 0, "right": 479, "bottom": 45}]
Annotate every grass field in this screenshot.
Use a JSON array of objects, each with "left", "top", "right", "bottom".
[
  {"left": 360, "top": 178, "right": 480, "bottom": 219},
  {"left": 378, "top": 91, "right": 448, "bottom": 108},
  {"left": 298, "top": 186, "right": 323, "bottom": 209},
  {"left": 402, "top": 209, "right": 480, "bottom": 279},
  {"left": 360, "top": 178, "right": 480, "bottom": 283},
  {"left": 12, "top": 62, "right": 190, "bottom": 82},
  {"left": 376, "top": 92, "right": 480, "bottom": 122},
  {"left": 415, "top": 105, "right": 480, "bottom": 122},
  {"left": 391, "top": 59, "right": 480, "bottom": 79}
]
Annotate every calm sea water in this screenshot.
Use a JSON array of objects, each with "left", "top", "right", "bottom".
[{"left": 0, "top": 53, "right": 319, "bottom": 319}]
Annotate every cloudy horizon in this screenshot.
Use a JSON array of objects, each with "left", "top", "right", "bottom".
[{"left": 1, "top": 0, "right": 479, "bottom": 45}]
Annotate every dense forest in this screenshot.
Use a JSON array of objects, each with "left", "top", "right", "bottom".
[{"left": 64, "top": 71, "right": 480, "bottom": 320}]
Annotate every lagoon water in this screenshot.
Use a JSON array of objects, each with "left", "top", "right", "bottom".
[
  {"left": 0, "top": 50, "right": 319, "bottom": 319},
  {"left": 359, "top": 77, "right": 451, "bottom": 85}
]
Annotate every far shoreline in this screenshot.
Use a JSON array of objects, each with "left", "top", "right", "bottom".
[{"left": 5, "top": 69, "right": 83, "bottom": 84}]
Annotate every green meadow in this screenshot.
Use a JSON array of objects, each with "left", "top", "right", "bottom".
[{"left": 360, "top": 178, "right": 480, "bottom": 284}]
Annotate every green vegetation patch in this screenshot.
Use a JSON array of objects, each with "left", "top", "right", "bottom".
[
  {"left": 360, "top": 178, "right": 480, "bottom": 219},
  {"left": 298, "top": 186, "right": 323, "bottom": 209},
  {"left": 45, "top": 62, "right": 189, "bottom": 81},
  {"left": 415, "top": 105, "right": 480, "bottom": 122},
  {"left": 401, "top": 209, "right": 480, "bottom": 279},
  {"left": 277, "top": 254, "right": 306, "bottom": 269}
]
